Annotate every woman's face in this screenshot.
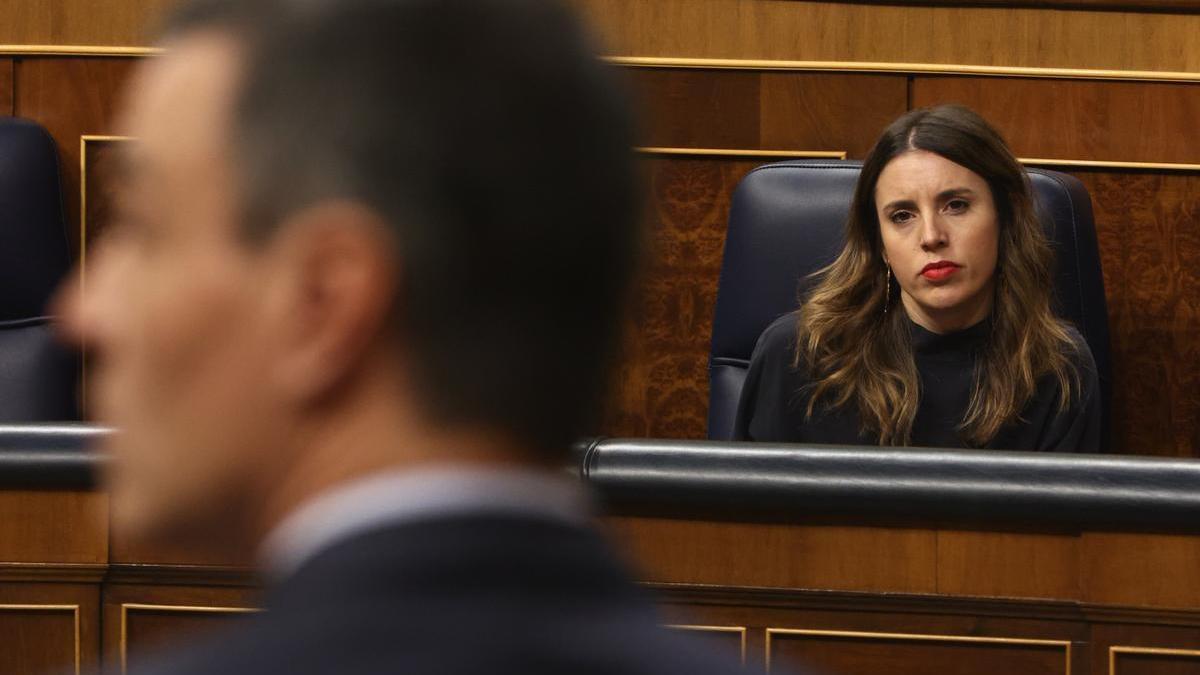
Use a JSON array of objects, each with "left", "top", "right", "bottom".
[{"left": 875, "top": 149, "right": 1000, "bottom": 334}]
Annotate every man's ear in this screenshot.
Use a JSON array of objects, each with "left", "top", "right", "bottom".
[{"left": 262, "top": 201, "right": 399, "bottom": 403}]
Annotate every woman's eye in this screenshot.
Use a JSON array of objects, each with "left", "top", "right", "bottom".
[
  {"left": 946, "top": 199, "right": 969, "bottom": 213},
  {"left": 890, "top": 211, "right": 914, "bottom": 225}
]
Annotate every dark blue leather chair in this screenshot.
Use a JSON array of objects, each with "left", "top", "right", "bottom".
[
  {"left": 0, "top": 118, "right": 78, "bottom": 421},
  {"left": 708, "top": 159, "right": 1111, "bottom": 449}
]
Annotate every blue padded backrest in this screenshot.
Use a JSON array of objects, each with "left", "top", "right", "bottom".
[
  {"left": 708, "top": 160, "right": 1112, "bottom": 449},
  {"left": 0, "top": 117, "right": 77, "bottom": 421}
]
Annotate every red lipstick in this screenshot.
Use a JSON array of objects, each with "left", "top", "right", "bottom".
[{"left": 920, "top": 261, "right": 960, "bottom": 281}]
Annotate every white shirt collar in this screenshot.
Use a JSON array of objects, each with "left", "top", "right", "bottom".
[{"left": 258, "top": 465, "right": 590, "bottom": 581}]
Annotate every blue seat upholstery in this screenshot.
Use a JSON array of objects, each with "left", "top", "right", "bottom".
[
  {"left": 0, "top": 117, "right": 78, "bottom": 421},
  {"left": 708, "top": 159, "right": 1111, "bottom": 449}
]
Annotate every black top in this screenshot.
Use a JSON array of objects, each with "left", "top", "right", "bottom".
[
  {"left": 733, "top": 314, "right": 1102, "bottom": 451},
  {"left": 123, "top": 513, "right": 751, "bottom": 675}
]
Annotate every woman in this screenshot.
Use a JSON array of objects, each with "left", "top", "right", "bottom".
[{"left": 733, "top": 105, "right": 1101, "bottom": 451}]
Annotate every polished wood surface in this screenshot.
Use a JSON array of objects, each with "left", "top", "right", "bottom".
[
  {"left": 768, "top": 629, "right": 1069, "bottom": 675},
  {"left": 102, "top": 583, "right": 258, "bottom": 675},
  {"left": 1, "top": 485, "right": 1200, "bottom": 674},
  {"left": 0, "top": 582, "right": 101, "bottom": 675},
  {"left": 631, "top": 70, "right": 906, "bottom": 156},
  {"left": 0, "top": 59, "right": 12, "bottom": 116},
  {"left": 0, "top": 491, "right": 106, "bottom": 564},
  {"left": 14, "top": 57, "right": 136, "bottom": 259},
  {"left": 866, "top": 0, "right": 1200, "bottom": 10},
  {"left": 0, "top": 1, "right": 168, "bottom": 47},
  {"left": 910, "top": 77, "right": 1200, "bottom": 164},
  {"left": 575, "top": 0, "right": 1200, "bottom": 73}
]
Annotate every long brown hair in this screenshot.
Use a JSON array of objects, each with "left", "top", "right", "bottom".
[{"left": 796, "top": 104, "right": 1080, "bottom": 446}]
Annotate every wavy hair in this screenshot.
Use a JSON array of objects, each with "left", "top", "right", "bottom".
[{"left": 796, "top": 104, "right": 1080, "bottom": 446}]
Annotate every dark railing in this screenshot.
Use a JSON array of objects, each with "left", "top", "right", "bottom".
[
  {"left": 575, "top": 437, "right": 1200, "bottom": 531},
  {"left": 6, "top": 425, "right": 1200, "bottom": 531}
]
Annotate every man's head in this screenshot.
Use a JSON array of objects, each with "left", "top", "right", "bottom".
[{"left": 57, "top": 0, "right": 639, "bottom": 543}]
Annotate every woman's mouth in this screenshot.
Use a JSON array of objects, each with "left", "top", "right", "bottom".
[{"left": 920, "top": 261, "right": 961, "bottom": 281}]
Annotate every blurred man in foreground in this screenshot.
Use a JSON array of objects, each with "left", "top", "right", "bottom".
[{"left": 55, "top": 0, "right": 743, "bottom": 673}]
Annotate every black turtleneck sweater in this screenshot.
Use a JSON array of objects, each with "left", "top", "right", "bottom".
[{"left": 732, "top": 314, "right": 1102, "bottom": 451}]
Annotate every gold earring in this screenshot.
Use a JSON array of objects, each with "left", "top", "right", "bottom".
[{"left": 884, "top": 267, "right": 891, "bottom": 314}]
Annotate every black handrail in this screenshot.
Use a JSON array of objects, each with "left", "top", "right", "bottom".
[
  {"left": 6, "top": 426, "right": 1200, "bottom": 531},
  {"left": 575, "top": 437, "right": 1200, "bottom": 531}
]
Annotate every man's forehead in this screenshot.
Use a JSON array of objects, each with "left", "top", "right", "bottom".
[{"left": 119, "top": 31, "right": 242, "bottom": 174}]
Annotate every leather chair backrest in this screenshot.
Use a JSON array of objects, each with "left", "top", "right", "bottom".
[
  {"left": 0, "top": 117, "right": 77, "bottom": 421},
  {"left": 708, "top": 159, "right": 1111, "bottom": 449}
]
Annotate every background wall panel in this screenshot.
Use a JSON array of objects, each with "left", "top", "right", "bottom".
[
  {"left": 0, "top": 1, "right": 168, "bottom": 47},
  {"left": 911, "top": 77, "right": 1200, "bottom": 164},
  {"left": 574, "top": 0, "right": 1200, "bottom": 73}
]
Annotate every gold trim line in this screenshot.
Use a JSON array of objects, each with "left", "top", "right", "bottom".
[
  {"left": 765, "top": 628, "right": 1071, "bottom": 675},
  {"left": 0, "top": 45, "right": 157, "bottom": 56},
  {"left": 637, "top": 147, "right": 846, "bottom": 159},
  {"left": 1110, "top": 645, "right": 1200, "bottom": 674},
  {"left": 607, "top": 56, "right": 1200, "bottom": 84},
  {"left": 667, "top": 624, "right": 747, "bottom": 664},
  {"left": 0, "top": 604, "right": 81, "bottom": 675},
  {"left": 120, "top": 603, "right": 259, "bottom": 674},
  {"left": 1018, "top": 157, "right": 1200, "bottom": 171}
]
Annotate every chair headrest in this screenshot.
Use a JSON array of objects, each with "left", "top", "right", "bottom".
[{"left": 0, "top": 117, "right": 70, "bottom": 321}]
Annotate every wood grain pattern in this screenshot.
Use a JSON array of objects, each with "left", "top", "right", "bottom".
[
  {"left": 0, "top": 582, "right": 101, "bottom": 675},
  {"left": 14, "top": 57, "right": 136, "bottom": 259},
  {"left": 1082, "top": 532, "right": 1200, "bottom": 609},
  {"left": 629, "top": 69, "right": 905, "bottom": 157},
  {"left": 0, "top": 606, "right": 78, "bottom": 675},
  {"left": 574, "top": 0, "right": 1200, "bottom": 73},
  {"left": 0, "top": 59, "right": 12, "bottom": 116},
  {"left": 603, "top": 516, "right": 940, "bottom": 593},
  {"left": 0, "top": 1, "right": 169, "bottom": 47},
  {"left": 857, "top": 0, "right": 1200, "bottom": 10},
  {"left": 603, "top": 158, "right": 758, "bottom": 439},
  {"left": 102, "top": 583, "right": 259, "bottom": 674},
  {"left": 0, "top": 491, "right": 107, "bottom": 564},
  {"left": 911, "top": 77, "right": 1200, "bottom": 164},
  {"left": 767, "top": 629, "right": 1069, "bottom": 675},
  {"left": 1071, "top": 170, "right": 1200, "bottom": 456},
  {"left": 1111, "top": 650, "right": 1200, "bottom": 675},
  {"left": 936, "top": 530, "right": 1080, "bottom": 599}
]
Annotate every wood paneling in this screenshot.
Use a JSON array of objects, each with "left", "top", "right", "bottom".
[
  {"left": 1082, "top": 533, "right": 1200, "bottom": 609},
  {"left": 574, "top": 0, "right": 1200, "bottom": 73},
  {"left": 14, "top": 57, "right": 136, "bottom": 259},
  {"left": 0, "top": 491, "right": 106, "bottom": 563},
  {"left": 604, "top": 517, "right": 939, "bottom": 592},
  {"left": 1072, "top": 170, "right": 1200, "bottom": 456},
  {"left": 0, "top": 582, "right": 101, "bottom": 675},
  {"left": 0, "top": 606, "right": 78, "bottom": 675},
  {"left": 1111, "top": 649, "right": 1200, "bottom": 675},
  {"left": 0, "top": 59, "right": 12, "bottom": 116},
  {"left": 868, "top": 0, "right": 1200, "bottom": 10},
  {"left": 0, "top": 1, "right": 168, "bottom": 47},
  {"left": 767, "top": 629, "right": 1069, "bottom": 675},
  {"left": 604, "top": 158, "right": 754, "bottom": 438},
  {"left": 630, "top": 69, "right": 905, "bottom": 157},
  {"left": 103, "top": 583, "right": 258, "bottom": 674},
  {"left": 83, "top": 137, "right": 127, "bottom": 250},
  {"left": 936, "top": 531, "right": 1080, "bottom": 599},
  {"left": 911, "top": 77, "right": 1200, "bottom": 164}
]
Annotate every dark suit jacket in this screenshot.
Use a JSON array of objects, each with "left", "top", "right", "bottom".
[{"left": 122, "top": 513, "right": 747, "bottom": 675}]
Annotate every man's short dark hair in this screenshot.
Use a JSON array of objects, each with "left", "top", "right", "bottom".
[{"left": 162, "top": 0, "right": 640, "bottom": 456}]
